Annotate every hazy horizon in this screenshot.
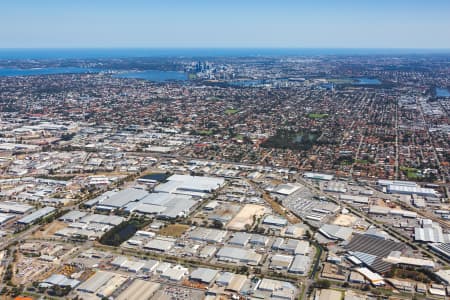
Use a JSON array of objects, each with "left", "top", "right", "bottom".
[{"left": 1, "top": 0, "right": 450, "bottom": 49}]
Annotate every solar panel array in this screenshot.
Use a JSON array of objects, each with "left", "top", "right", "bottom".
[
  {"left": 345, "top": 233, "right": 406, "bottom": 273},
  {"left": 346, "top": 234, "right": 405, "bottom": 257}
]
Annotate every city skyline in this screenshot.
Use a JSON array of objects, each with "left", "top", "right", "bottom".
[{"left": 1, "top": 0, "right": 450, "bottom": 49}]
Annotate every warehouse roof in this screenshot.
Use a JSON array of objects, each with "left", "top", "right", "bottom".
[
  {"left": 415, "top": 226, "right": 447, "bottom": 243},
  {"left": 258, "top": 278, "right": 296, "bottom": 292},
  {"left": 289, "top": 255, "right": 310, "bottom": 274},
  {"left": 161, "top": 265, "right": 188, "bottom": 281},
  {"left": 216, "top": 272, "right": 234, "bottom": 286},
  {"left": 304, "top": 172, "right": 334, "bottom": 181},
  {"left": 116, "top": 279, "right": 160, "bottom": 300},
  {"left": 226, "top": 274, "right": 247, "bottom": 292},
  {"left": 340, "top": 194, "right": 369, "bottom": 204},
  {"left": 0, "top": 201, "right": 33, "bottom": 214},
  {"left": 272, "top": 183, "right": 301, "bottom": 195},
  {"left": 229, "top": 232, "right": 251, "bottom": 246},
  {"left": 190, "top": 267, "right": 219, "bottom": 284},
  {"left": 79, "top": 214, "right": 124, "bottom": 226},
  {"left": 388, "top": 185, "right": 438, "bottom": 196},
  {"left": 0, "top": 213, "right": 14, "bottom": 225},
  {"left": 76, "top": 271, "right": 115, "bottom": 293},
  {"left": 270, "top": 254, "right": 294, "bottom": 268},
  {"left": 144, "top": 238, "right": 175, "bottom": 252},
  {"left": 189, "top": 227, "right": 228, "bottom": 243},
  {"left": 216, "top": 247, "right": 262, "bottom": 264},
  {"left": 355, "top": 267, "right": 385, "bottom": 286},
  {"left": 124, "top": 193, "right": 197, "bottom": 219},
  {"left": 59, "top": 210, "right": 87, "bottom": 222},
  {"left": 384, "top": 252, "right": 435, "bottom": 269},
  {"left": 155, "top": 174, "right": 224, "bottom": 196},
  {"left": 17, "top": 206, "right": 55, "bottom": 225},
  {"left": 100, "top": 188, "right": 149, "bottom": 208},
  {"left": 263, "top": 215, "right": 288, "bottom": 227},
  {"left": 319, "top": 224, "right": 353, "bottom": 241},
  {"left": 42, "top": 274, "right": 80, "bottom": 288}
]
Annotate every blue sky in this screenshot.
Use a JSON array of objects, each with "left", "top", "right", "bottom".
[{"left": 1, "top": 0, "right": 449, "bottom": 48}]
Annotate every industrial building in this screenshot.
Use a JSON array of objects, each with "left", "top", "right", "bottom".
[
  {"left": 160, "top": 265, "right": 188, "bottom": 281},
  {"left": 155, "top": 174, "right": 225, "bottom": 197},
  {"left": 288, "top": 255, "right": 310, "bottom": 274},
  {"left": 40, "top": 274, "right": 80, "bottom": 289},
  {"left": 116, "top": 279, "right": 160, "bottom": 300},
  {"left": 228, "top": 232, "right": 251, "bottom": 247},
  {"left": 339, "top": 194, "right": 369, "bottom": 204},
  {"left": 263, "top": 215, "right": 288, "bottom": 227},
  {"left": 144, "top": 237, "right": 176, "bottom": 252},
  {"left": 215, "top": 272, "right": 247, "bottom": 293},
  {"left": 257, "top": 278, "right": 297, "bottom": 300},
  {"left": 270, "top": 254, "right": 294, "bottom": 271},
  {"left": 188, "top": 227, "right": 228, "bottom": 243},
  {"left": 269, "top": 183, "right": 301, "bottom": 196},
  {"left": 430, "top": 242, "right": 450, "bottom": 259},
  {"left": 0, "top": 201, "right": 33, "bottom": 214},
  {"left": 304, "top": 172, "right": 334, "bottom": 181},
  {"left": 0, "top": 213, "right": 15, "bottom": 225},
  {"left": 272, "top": 238, "right": 308, "bottom": 255},
  {"left": 216, "top": 246, "right": 262, "bottom": 265},
  {"left": 383, "top": 251, "right": 435, "bottom": 269},
  {"left": 319, "top": 224, "right": 353, "bottom": 241},
  {"left": 355, "top": 267, "right": 385, "bottom": 286},
  {"left": 189, "top": 267, "right": 219, "bottom": 284},
  {"left": 96, "top": 187, "right": 149, "bottom": 210},
  {"left": 125, "top": 193, "right": 197, "bottom": 219},
  {"left": 377, "top": 180, "right": 439, "bottom": 197},
  {"left": 345, "top": 233, "right": 405, "bottom": 274},
  {"left": 414, "top": 220, "right": 448, "bottom": 243},
  {"left": 58, "top": 210, "right": 87, "bottom": 222},
  {"left": 17, "top": 206, "right": 56, "bottom": 225},
  {"left": 76, "top": 271, "right": 127, "bottom": 297}
]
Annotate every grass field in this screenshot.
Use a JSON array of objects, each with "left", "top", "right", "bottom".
[
  {"left": 198, "top": 130, "right": 213, "bottom": 136},
  {"left": 400, "top": 166, "right": 421, "bottom": 180},
  {"left": 159, "top": 224, "right": 190, "bottom": 237},
  {"left": 308, "top": 113, "right": 329, "bottom": 119},
  {"left": 225, "top": 108, "right": 238, "bottom": 115}
]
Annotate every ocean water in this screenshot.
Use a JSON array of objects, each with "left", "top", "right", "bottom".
[
  {"left": 354, "top": 78, "right": 381, "bottom": 85},
  {"left": 436, "top": 87, "right": 450, "bottom": 97},
  {"left": 0, "top": 67, "right": 100, "bottom": 77}
]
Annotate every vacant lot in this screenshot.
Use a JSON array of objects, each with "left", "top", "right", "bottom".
[
  {"left": 227, "top": 204, "right": 267, "bottom": 231},
  {"left": 159, "top": 224, "right": 190, "bottom": 237},
  {"left": 33, "top": 220, "right": 68, "bottom": 239}
]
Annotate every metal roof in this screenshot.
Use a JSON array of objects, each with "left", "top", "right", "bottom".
[
  {"left": 76, "top": 271, "right": 115, "bottom": 293},
  {"left": 17, "top": 206, "right": 55, "bottom": 224},
  {"left": 190, "top": 267, "right": 219, "bottom": 284},
  {"left": 289, "top": 255, "right": 310, "bottom": 273},
  {"left": 216, "top": 247, "right": 262, "bottom": 264},
  {"left": 229, "top": 232, "right": 251, "bottom": 246},
  {"left": 100, "top": 188, "right": 149, "bottom": 208},
  {"left": 116, "top": 279, "right": 160, "bottom": 300},
  {"left": 155, "top": 174, "right": 224, "bottom": 195},
  {"left": 59, "top": 210, "right": 87, "bottom": 222},
  {"left": 319, "top": 224, "right": 353, "bottom": 241}
]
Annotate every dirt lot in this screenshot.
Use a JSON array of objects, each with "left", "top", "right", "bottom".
[
  {"left": 32, "top": 220, "right": 67, "bottom": 239},
  {"left": 227, "top": 204, "right": 267, "bottom": 230},
  {"left": 332, "top": 214, "right": 357, "bottom": 227},
  {"left": 158, "top": 224, "right": 190, "bottom": 237}
]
